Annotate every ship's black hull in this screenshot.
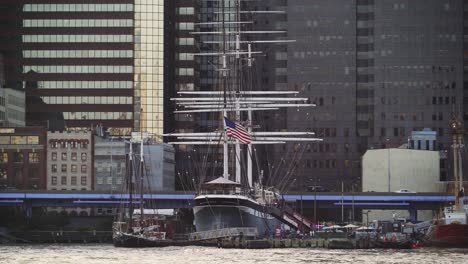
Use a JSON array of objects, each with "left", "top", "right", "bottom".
[
  {"left": 375, "top": 239, "right": 418, "bottom": 249},
  {"left": 193, "top": 195, "right": 281, "bottom": 237}
]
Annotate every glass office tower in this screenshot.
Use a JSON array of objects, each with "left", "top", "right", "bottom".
[{"left": 0, "top": 1, "right": 167, "bottom": 137}]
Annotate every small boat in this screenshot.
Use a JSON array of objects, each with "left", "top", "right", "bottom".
[{"left": 375, "top": 221, "right": 419, "bottom": 249}]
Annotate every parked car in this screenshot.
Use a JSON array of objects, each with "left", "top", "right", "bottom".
[
  {"left": 394, "top": 189, "right": 416, "bottom": 193},
  {"left": 307, "top": 185, "right": 329, "bottom": 192}
]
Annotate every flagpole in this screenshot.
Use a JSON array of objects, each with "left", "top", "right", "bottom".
[
  {"left": 235, "top": 100, "right": 241, "bottom": 184},
  {"left": 223, "top": 112, "right": 229, "bottom": 179},
  {"left": 247, "top": 109, "right": 253, "bottom": 188}
]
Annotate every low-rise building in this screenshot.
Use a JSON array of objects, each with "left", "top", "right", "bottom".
[
  {"left": 47, "top": 130, "right": 93, "bottom": 191},
  {"left": 94, "top": 136, "right": 126, "bottom": 192},
  {"left": 0, "top": 88, "right": 25, "bottom": 127},
  {"left": 0, "top": 127, "right": 47, "bottom": 189}
]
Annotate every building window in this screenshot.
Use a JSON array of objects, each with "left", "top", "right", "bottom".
[
  {"left": 28, "top": 152, "right": 39, "bottom": 163},
  {"left": 52, "top": 152, "right": 57, "bottom": 161},
  {"left": 81, "top": 165, "right": 87, "bottom": 173},
  {"left": 61, "top": 152, "right": 67, "bottom": 161},
  {"left": 51, "top": 176, "right": 57, "bottom": 185},
  {"left": 61, "top": 176, "right": 67, "bottom": 185},
  {"left": 0, "top": 153, "right": 7, "bottom": 163},
  {"left": 81, "top": 176, "right": 87, "bottom": 186},
  {"left": 81, "top": 153, "right": 87, "bottom": 161},
  {"left": 71, "top": 152, "right": 77, "bottom": 161},
  {"left": 71, "top": 176, "right": 77, "bottom": 185},
  {"left": 71, "top": 164, "right": 77, "bottom": 173},
  {"left": 0, "top": 168, "right": 7, "bottom": 179},
  {"left": 51, "top": 164, "right": 57, "bottom": 172},
  {"left": 13, "top": 152, "right": 24, "bottom": 163},
  {"left": 61, "top": 164, "right": 67, "bottom": 172}
]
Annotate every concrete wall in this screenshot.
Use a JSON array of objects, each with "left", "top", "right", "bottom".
[
  {"left": 363, "top": 148, "right": 442, "bottom": 193},
  {"left": 362, "top": 148, "right": 443, "bottom": 221}
]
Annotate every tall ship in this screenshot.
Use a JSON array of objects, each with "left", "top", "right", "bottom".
[
  {"left": 112, "top": 134, "right": 187, "bottom": 247},
  {"left": 166, "top": 1, "right": 320, "bottom": 237},
  {"left": 423, "top": 117, "right": 468, "bottom": 247}
]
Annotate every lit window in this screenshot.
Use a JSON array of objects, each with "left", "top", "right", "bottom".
[
  {"left": 51, "top": 176, "right": 57, "bottom": 185},
  {"left": 0, "top": 153, "right": 8, "bottom": 163},
  {"left": 28, "top": 153, "right": 39, "bottom": 163}
]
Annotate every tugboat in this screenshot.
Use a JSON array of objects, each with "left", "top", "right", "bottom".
[
  {"left": 375, "top": 220, "right": 419, "bottom": 249},
  {"left": 422, "top": 117, "right": 468, "bottom": 248}
]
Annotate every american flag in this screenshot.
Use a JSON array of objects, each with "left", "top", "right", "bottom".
[{"left": 224, "top": 116, "right": 251, "bottom": 144}]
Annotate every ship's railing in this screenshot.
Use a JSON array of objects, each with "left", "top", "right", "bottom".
[
  {"left": 197, "top": 189, "right": 251, "bottom": 197},
  {"left": 188, "top": 227, "right": 258, "bottom": 241}
]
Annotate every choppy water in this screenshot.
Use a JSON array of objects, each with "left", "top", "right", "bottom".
[{"left": 0, "top": 244, "right": 467, "bottom": 264}]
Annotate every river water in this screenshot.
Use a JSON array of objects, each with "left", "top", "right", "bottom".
[{"left": 0, "top": 244, "right": 466, "bottom": 264}]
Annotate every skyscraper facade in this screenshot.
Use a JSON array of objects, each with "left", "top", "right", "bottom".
[
  {"left": 284, "top": 0, "right": 462, "bottom": 191},
  {"left": 0, "top": 0, "right": 168, "bottom": 138},
  {"left": 172, "top": 0, "right": 466, "bottom": 192}
]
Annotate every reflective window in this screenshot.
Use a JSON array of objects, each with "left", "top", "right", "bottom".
[
  {"left": 41, "top": 96, "right": 132, "bottom": 105},
  {"left": 37, "top": 81, "right": 132, "bottom": 89},
  {"left": 176, "top": 22, "right": 194, "bottom": 30},
  {"left": 176, "top": 53, "right": 194, "bottom": 61},
  {"left": 23, "top": 19, "right": 133, "bottom": 28},
  {"left": 23, "top": 65, "right": 133, "bottom": 74},
  {"left": 23, "top": 50, "right": 133, "bottom": 58},
  {"left": 23, "top": 4, "right": 133, "bottom": 12},
  {"left": 176, "top": 7, "right": 195, "bottom": 15},
  {"left": 22, "top": 35, "right": 133, "bottom": 43},
  {"left": 62, "top": 112, "right": 133, "bottom": 120},
  {"left": 134, "top": 0, "right": 164, "bottom": 138},
  {"left": 176, "top": 38, "right": 194, "bottom": 45},
  {"left": 176, "top": 68, "right": 194, "bottom": 76}
]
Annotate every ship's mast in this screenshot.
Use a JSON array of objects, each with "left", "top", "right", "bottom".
[
  {"left": 450, "top": 116, "right": 464, "bottom": 210},
  {"left": 127, "top": 141, "right": 133, "bottom": 230},
  {"left": 166, "top": 0, "right": 319, "bottom": 190}
]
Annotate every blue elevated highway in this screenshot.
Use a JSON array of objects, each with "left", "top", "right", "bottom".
[{"left": 0, "top": 191, "right": 463, "bottom": 217}]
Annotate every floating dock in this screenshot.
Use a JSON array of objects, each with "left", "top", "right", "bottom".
[{"left": 220, "top": 238, "right": 376, "bottom": 249}]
